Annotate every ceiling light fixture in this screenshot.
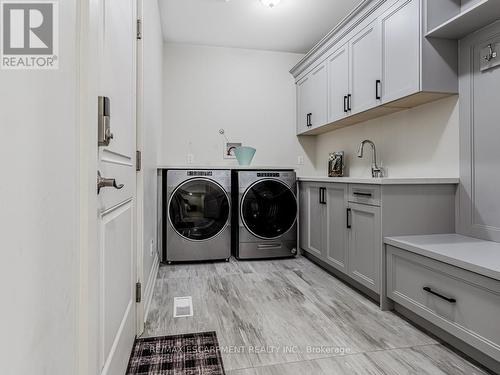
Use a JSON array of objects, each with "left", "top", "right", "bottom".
[{"left": 260, "top": 0, "right": 281, "bottom": 8}]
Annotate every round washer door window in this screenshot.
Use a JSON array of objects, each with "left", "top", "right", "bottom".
[
  {"left": 169, "top": 179, "right": 230, "bottom": 241},
  {"left": 241, "top": 180, "right": 297, "bottom": 239}
]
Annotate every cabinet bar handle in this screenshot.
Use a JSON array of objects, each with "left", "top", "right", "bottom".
[
  {"left": 423, "top": 287, "right": 456, "bottom": 303},
  {"left": 346, "top": 208, "right": 351, "bottom": 228},
  {"left": 353, "top": 192, "right": 373, "bottom": 197},
  {"left": 347, "top": 94, "right": 352, "bottom": 111},
  {"left": 319, "top": 187, "right": 326, "bottom": 205},
  {"left": 376, "top": 80, "right": 382, "bottom": 100},
  {"left": 307, "top": 113, "right": 313, "bottom": 127},
  {"left": 319, "top": 187, "right": 326, "bottom": 204},
  {"left": 343, "top": 95, "right": 348, "bottom": 113}
]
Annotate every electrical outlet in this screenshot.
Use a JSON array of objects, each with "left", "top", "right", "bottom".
[
  {"left": 150, "top": 239, "right": 154, "bottom": 256},
  {"left": 223, "top": 143, "right": 242, "bottom": 159},
  {"left": 187, "top": 153, "right": 194, "bottom": 164},
  {"left": 297, "top": 156, "right": 304, "bottom": 165}
]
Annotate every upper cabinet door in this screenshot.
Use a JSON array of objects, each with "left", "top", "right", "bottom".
[
  {"left": 308, "top": 62, "right": 328, "bottom": 130},
  {"left": 296, "top": 75, "right": 312, "bottom": 134},
  {"left": 349, "top": 21, "right": 382, "bottom": 114},
  {"left": 328, "top": 44, "right": 350, "bottom": 123},
  {"left": 380, "top": 0, "right": 420, "bottom": 104}
]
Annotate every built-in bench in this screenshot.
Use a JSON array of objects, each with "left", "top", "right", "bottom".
[{"left": 383, "top": 234, "right": 500, "bottom": 373}]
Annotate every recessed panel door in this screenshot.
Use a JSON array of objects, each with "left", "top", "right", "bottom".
[
  {"left": 328, "top": 44, "right": 350, "bottom": 122},
  {"left": 96, "top": 0, "right": 137, "bottom": 374},
  {"left": 325, "top": 184, "right": 348, "bottom": 272},
  {"left": 347, "top": 202, "right": 381, "bottom": 293},
  {"left": 306, "top": 184, "right": 325, "bottom": 258},
  {"left": 349, "top": 21, "right": 382, "bottom": 114},
  {"left": 380, "top": 0, "right": 420, "bottom": 103}
]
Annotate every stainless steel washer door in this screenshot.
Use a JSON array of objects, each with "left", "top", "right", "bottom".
[
  {"left": 241, "top": 179, "right": 297, "bottom": 240},
  {"left": 169, "top": 178, "right": 230, "bottom": 242}
]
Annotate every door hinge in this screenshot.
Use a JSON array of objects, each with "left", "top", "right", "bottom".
[
  {"left": 136, "top": 19, "right": 142, "bottom": 40},
  {"left": 136, "top": 282, "right": 142, "bottom": 303},
  {"left": 136, "top": 150, "right": 142, "bottom": 172}
]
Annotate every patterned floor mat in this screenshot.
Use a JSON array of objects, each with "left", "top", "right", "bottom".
[{"left": 126, "top": 331, "right": 225, "bottom": 375}]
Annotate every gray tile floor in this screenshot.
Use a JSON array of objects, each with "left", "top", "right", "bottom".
[{"left": 144, "top": 256, "right": 488, "bottom": 374}]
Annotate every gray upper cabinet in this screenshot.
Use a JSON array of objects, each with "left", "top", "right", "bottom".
[
  {"left": 328, "top": 44, "right": 350, "bottom": 123},
  {"left": 325, "top": 184, "right": 349, "bottom": 272},
  {"left": 349, "top": 21, "right": 382, "bottom": 114},
  {"left": 309, "top": 62, "right": 328, "bottom": 130},
  {"left": 296, "top": 75, "right": 311, "bottom": 135},
  {"left": 296, "top": 62, "right": 328, "bottom": 133},
  {"left": 347, "top": 202, "right": 381, "bottom": 293},
  {"left": 292, "top": 0, "right": 458, "bottom": 136},
  {"left": 380, "top": 0, "right": 420, "bottom": 103}
]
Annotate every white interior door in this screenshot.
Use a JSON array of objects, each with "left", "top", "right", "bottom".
[{"left": 97, "top": 0, "right": 137, "bottom": 374}]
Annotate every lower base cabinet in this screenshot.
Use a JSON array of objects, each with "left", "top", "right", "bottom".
[
  {"left": 386, "top": 245, "right": 500, "bottom": 366},
  {"left": 299, "top": 181, "right": 457, "bottom": 297},
  {"left": 300, "top": 182, "right": 381, "bottom": 294},
  {"left": 348, "top": 202, "right": 381, "bottom": 292},
  {"left": 300, "top": 182, "right": 348, "bottom": 273}
]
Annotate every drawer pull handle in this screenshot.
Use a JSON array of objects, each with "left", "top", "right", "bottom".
[
  {"left": 423, "top": 287, "right": 456, "bottom": 303},
  {"left": 353, "top": 192, "right": 373, "bottom": 197}
]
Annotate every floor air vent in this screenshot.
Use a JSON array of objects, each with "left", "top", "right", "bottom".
[{"left": 173, "top": 296, "right": 193, "bottom": 318}]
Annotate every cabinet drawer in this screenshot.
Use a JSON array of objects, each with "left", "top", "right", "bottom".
[
  {"left": 387, "top": 245, "right": 500, "bottom": 362},
  {"left": 348, "top": 184, "right": 381, "bottom": 206}
]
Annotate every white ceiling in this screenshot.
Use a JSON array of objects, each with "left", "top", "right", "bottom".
[{"left": 159, "top": 0, "right": 362, "bottom": 54}]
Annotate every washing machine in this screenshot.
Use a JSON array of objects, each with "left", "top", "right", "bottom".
[
  {"left": 232, "top": 170, "right": 298, "bottom": 260},
  {"left": 163, "top": 169, "right": 231, "bottom": 263}
]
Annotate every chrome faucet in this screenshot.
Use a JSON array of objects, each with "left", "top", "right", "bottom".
[{"left": 357, "top": 140, "right": 383, "bottom": 178}]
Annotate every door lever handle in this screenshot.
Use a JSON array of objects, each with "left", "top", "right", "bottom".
[{"left": 97, "top": 171, "right": 124, "bottom": 194}]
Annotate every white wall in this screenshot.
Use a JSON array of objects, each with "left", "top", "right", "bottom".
[
  {"left": 160, "top": 43, "right": 316, "bottom": 174},
  {"left": 315, "top": 97, "right": 459, "bottom": 178},
  {"left": 160, "top": 43, "right": 459, "bottom": 178},
  {"left": 0, "top": 1, "right": 79, "bottom": 374},
  {"left": 140, "top": 0, "right": 163, "bottom": 313}
]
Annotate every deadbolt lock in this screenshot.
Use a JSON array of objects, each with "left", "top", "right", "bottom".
[{"left": 98, "top": 96, "right": 113, "bottom": 146}]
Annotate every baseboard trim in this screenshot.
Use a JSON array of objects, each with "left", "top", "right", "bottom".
[{"left": 143, "top": 252, "right": 159, "bottom": 323}]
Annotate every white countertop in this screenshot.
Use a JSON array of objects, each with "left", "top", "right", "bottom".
[
  {"left": 385, "top": 234, "right": 500, "bottom": 281},
  {"left": 297, "top": 176, "right": 460, "bottom": 185},
  {"left": 158, "top": 165, "right": 296, "bottom": 170}
]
